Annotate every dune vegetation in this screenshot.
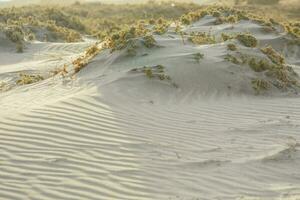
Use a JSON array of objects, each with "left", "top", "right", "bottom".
[
  {"left": 0, "top": 1, "right": 202, "bottom": 52},
  {"left": 1, "top": 2, "right": 300, "bottom": 200},
  {"left": 0, "top": 1, "right": 299, "bottom": 95},
  {"left": 0, "top": 1, "right": 299, "bottom": 48}
]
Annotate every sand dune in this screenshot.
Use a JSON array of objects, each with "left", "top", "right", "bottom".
[{"left": 1, "top": 11, "right": 300, "bottom": 200}]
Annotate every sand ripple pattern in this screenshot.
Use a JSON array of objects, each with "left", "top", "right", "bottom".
[{"left": 1, "top": 95, "right": 300, "bottom": 200}]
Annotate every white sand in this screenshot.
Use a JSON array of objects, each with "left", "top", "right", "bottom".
[{"left": 0, "top": 16, "right": 300, "bottom": 200}]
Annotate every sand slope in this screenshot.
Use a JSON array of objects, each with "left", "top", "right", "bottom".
[{"left": 0, "top": 14, "right": 300, "bottom": 200}]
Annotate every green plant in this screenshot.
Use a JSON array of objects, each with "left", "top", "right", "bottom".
[
  {"left": 127, "top": 42, "right": 138, "bottom": 56},
  {"left": 5, "top": 26, "right": 24, "bottom": 43},
  {"left": 105, "top": 25, "right": 151, "bottom": 51},
  {"left": 224, "top": 54, "right": 241, "bottom": 65},
  {"left": 221, "top": 33, "right": 235, "bottom": 41},
  {"left": 73, "top": 57, "right": 87, "bottom": 73},
  {"left": 189, "top": 32, "right": 216, "bottom": 45},
  {"left": 72, "top": 44, "right": 100, "bottom": 73},
  {"left": 226, "top": 15, "right": 238, "bottom": 23},
  {"left": 144, "top": 68, "right": 153, "bottom": 78},
  {"left": 194, "top": 53, "right": 204, "bottom": 63},
  {"left": 154, "top": 22, "right": 169, "bottom": 35},
  {"left": 16, "top": 43, "right": 24, "bottom": 53},
  {"left": 179, "top": 31, "right": 186, "bottom": 45},
  {"left": 261, "top": 46, "right": 285, "bottom": 65},
  {"left": 236, "top": 33, "right": 258, "bottom": 47},
  {"left": 252, "top": 79, "right": 270, "bottom": 94},
  {"left": 16, "top": 74, "right": 44, "bottom": 85},
  {"left": 248, "top": 58, "right": 271, "bottom": 72},
  {"left": 133, "top": 65, "right": 171, "bottom": 81},
  {"left": 181, "top": 15, "right": 192, "bottom": 25},
  {"left": 212, "top": 11, "right": 221, "bottom": 17},
  {"left": 86, "top": 45, "right": 100, "bottom": 56},
  {"left": 247, "top": 0, "right": 280, "bottom": 5},
  {"left": 27, "top": 33, "right": 36, "bottom": 41},
  {"left": 0, "top": 81, "right": 11, "bottom": 92},
  {"left": 142, "top": 34, "right": 156, "bottom": 48},
  {"left": 227, "top": 43, "right": 237, "bottom": 51},
  {"left": 156, "top": 65, "right": 165, "bottom": 72}
]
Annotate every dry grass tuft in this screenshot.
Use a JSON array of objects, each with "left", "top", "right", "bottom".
[
  {"left": 189, "top": 32, "right": 216, "bottom": 45},
  {"left": 16, "top": 74, "right": 44, "bottom": 85},
  {"left": 236, "top": 33, "right": 258, "bottom": 47},
  {"left": 261, "top": 46, "right": 285, "bottom": 65},
  {"left": 227, "top": 43, "right": 237, "bottom": 51}
]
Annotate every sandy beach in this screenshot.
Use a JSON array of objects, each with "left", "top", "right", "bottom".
[{"left": 1, "top": 3, "right": 300, "bottom": 200}]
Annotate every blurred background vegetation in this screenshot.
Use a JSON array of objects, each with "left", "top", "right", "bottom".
[{"left": 0, "top": 0, "right": 299, "bottom": 50}]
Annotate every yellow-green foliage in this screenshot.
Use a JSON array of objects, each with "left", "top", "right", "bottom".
[
  {"left": 212, "top": 11, "right": 221, "bottom": 18},
  {"left": 3, "top": 25, "right": 25, "bottom": 52},
  {"left": 105, "top": 25, "right": 157, "bottom": 52},
  {"left": 247, "top": 0, "right": 280, "bottom": 5},
  {"left": 224, "top": 51, "right": 298, "bottom": 92},
  {"left": 16, "top": 43, "right": 24, "bottom": 53},
  {"left": 27, "top": 33, "right": 36, "bottom": 41},
  {"left": 0, "top": 81, "right": 11, "bottom": 92},
  {"left": 131, "top": 65, "right": 171, "bottom": 81},
  {"left": 261, "top": 46, "right": 285, "bottom": 65},
  {"left": 0, "top": 1, "right": 201, "bottom": 43},
  {"left": 154, "top": 18, "right": 170, "bottom": 35},
  {"left": 227, "top": 43, "right": 237, "bottom": 51},
  {"left": 1, "top": 3, "right": 298, "bottom": 46},
  {"left": 72, "top": 44, "right": 100, "bottom": 73},
  {"left": 86, "top": 45, "right": 100, "bottom": 56},
  {"left": 224, "top": 54, "right": 242, "bottom": 65},
  {"left": 248, "top": 58, "right": 271, "bottom": 72},
  {"left": 215, "top": 15, "right": 238, "bottom": 25},
  {"left": 285, "top": 23, "right": 300, "bottom": 38},
  {"left": 180, "top": 11, "right": 204, "bottom": 25},
  {"left": 72, "top": 56, "right": 87, "bottom": 74},
  {"left": 46, "top": 22, "right": 81, "bottom": 42},
  {"left": 142, "top": 35, "right": 157, "bottom": 48},
  {"left": 66, "top": 1, "right": 201, "bottom": 37},
  {"left": 0, "top": 7, "right": 84, "bottom": 43},
  {"left": 236, "top": 33, "right": 258, "bottom": 47},
  {"left": 144, "top": 68, "right": 153, "bottom": 79},
  {"left": 52, "top": 65, "right": 68, "bottom": 77},
  {"left": 142, "top": 65, "right": 167, "bottom": 80},
  {"left": 4, "top": 26, "right": 24, "bottom": 43},
  {"left": 221, "top": 33, "right": 235, "bottom": 41},
  {"left": 16, "top": 74, "right": 44, "bottom": 85},
  {"left": 194, "top": 53, "right": 204, "bottom": 63},
  {"left": 252, "top": 79, "right": 271, "bottom": 94},
  {"left": 189, "top": 32, "right": 216, "bottom": 45}
]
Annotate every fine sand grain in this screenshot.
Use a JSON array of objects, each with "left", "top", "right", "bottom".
[{"left": 0, "top": 14, "right": 300, "bottom": 200}]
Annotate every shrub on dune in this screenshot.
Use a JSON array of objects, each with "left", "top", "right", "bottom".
[
  {"left": 261, "top": 46, "right": 285, "bottom": 65},
  {"left": 142, "top": 34, "right": 157, "bottom": 48},
  {"left": 189, "top": 32, "right": 216, "bottom": 45},
  {"left": 16, "top": 74, "right": 44, "bottom": 85},
  {"left": 194, "top": 53, "right": 204, "bottom": 63},
  {"left": 252, "top": 79, "right": 271, "bottom": 94},
  {"left": 247, "top": 0, "right": 280, "bottom": 5},
  {"left": 72, "top": 44, "right": 100, "bottom": 74},
  {"left": 221, "top": 33, "right": 235, "bottom": 42},
  {"left": 224, "top": 51, "right": 299, "bottom": 92},
  {"left": 131, "top": 65, "right": 171, "bottom": 82},
  {"left": 248, "top": 58, "right": 271, "bottom": 72},
  {"left": 4, "top": 27, "right": 24, "bottom": 44},
  {"left": 105, "top": 25, "right": 157, "bottom": 53},
  {"left": 4, "top": 25, "right": 25, "bottom": 52},
  {"left": 144, "top": 68, "right": 154, "bottom": 79},
  {"left": 16, "top": 43, "right": 24, "bottom": 53},
  {"left": 227, "top": 43, "right": 237, "bottom": 51},
  {"left": 236, "top": 33, "right": 258, "bottom": 47}
]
